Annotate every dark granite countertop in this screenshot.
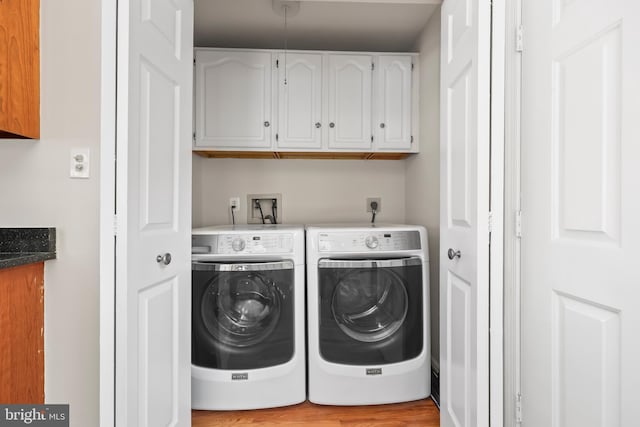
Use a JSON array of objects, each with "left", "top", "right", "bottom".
[{"left": 0, "top": 228, "right": 56, "bottom": 270}]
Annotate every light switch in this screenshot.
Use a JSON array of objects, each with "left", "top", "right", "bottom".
[{"left": 70, "top": 148, "right": 90, "bottom": 179}]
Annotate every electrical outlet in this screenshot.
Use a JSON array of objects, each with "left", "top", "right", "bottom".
[
  {"left": 70, "top": 148, "right": 90, "bottom": 179},
  {"left": 229, "top": 197, "right": 240, "bottom": 209},
  {"left": 366, "top": 197, "right": 381, "bottom": 213}
]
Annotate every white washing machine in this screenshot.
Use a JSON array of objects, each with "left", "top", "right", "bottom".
[
  {"left": 191, "top": 225, "right": 305, "bottom": 410},
  {"left": 306, "top": 224, "right": 430, "bottom": 405}
]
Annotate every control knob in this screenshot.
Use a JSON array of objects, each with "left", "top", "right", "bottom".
[
  {"left": 231, "top": 238, "right": 246, "bottom": 252},
  {"left": 365, "top": 235, "right": 379, "bottom": 249}
]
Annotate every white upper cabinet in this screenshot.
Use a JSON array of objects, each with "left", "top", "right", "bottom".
[
  {"left": 276, "top": 53, "right": 323, "bottom": 150},
  {"left": 194, "top": 50, "right": 273, "bottom": 148},
  {"left": 327, "top": 54, "right": 373, "bottom": 150},
  {"left": 374, "top": 55, "right": 413, "bottom": 150},
  {"left": 193, "top": 48, "right": 418, "bottom": 155}
]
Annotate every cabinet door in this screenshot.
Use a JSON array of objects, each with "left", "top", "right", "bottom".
[
  {"left": 327, "top": 55, "right": 373, "bottom": 150},
  {"left": 195, "top": 50, "right": 272, "bottom": 149},
  {"left": 375, "top": 56, "right": 413, "bottom": 150},
  {"left": 277, "top": 53, "right": 323, "bottom": 150}
]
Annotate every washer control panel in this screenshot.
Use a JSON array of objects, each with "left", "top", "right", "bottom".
[
  {"left": 192, "top": 233, "right": 294, "bottom": 254},
  {"left": 318, "top": 231, "right": 421, "bottom": 252}
]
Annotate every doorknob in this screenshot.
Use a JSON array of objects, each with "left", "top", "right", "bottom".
[
  {"left": 447, "top": 248, "right": 461, "bottom": 260},
  {"left": 156, "top": 253, "right": 172, "bottom": 265},
  {"left": 315, "top": 122, "right": 322, "bottom": 128}
]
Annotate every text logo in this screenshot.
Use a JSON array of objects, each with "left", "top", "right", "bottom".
[
  {"left": 231, "top": 373, "right": 248, "bottom": 380},
  {"left": 0, "top": 405, "right": 69, "bottom": 426},
  {"left": 366, "top": 368, "right": 382, "bottom": 376}
]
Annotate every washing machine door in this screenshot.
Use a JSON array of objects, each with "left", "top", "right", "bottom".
[
  {"left": 318, "top": 257, "right": 424, "bottom": 365},
  {"left": 192, "top": 260, "right": 295, "bottom": 370}
]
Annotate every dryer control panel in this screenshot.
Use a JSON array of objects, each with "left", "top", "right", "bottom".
[
  {"left": 193, "top": 233, "right": 294, "bottom": 254},
  {"left": 318, "top": 231, "right": 421, "bottom": 252}
]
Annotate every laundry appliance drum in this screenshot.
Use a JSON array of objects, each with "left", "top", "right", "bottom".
[
  {"left": 192, "top": 260, "right": 294, "bottom": 370},
  {"left": 318, "top": 257, "right": 423, "bottom": 366},
  {"left": 331, "top": 268, "right": 408, "bottom": 343}
]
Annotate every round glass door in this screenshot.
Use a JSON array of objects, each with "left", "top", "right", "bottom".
[
  {"left": 331, "top": 268, "right": 408, "bottom": 342},
  {"left": 201, "top": 272, "right": 282, "bottom": 347}
]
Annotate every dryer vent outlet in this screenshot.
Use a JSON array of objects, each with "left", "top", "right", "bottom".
[{"left": 247, "top": 193, "right": 282, "bottom": 224}]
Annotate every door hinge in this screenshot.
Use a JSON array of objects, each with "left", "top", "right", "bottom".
[
  {"left": 276, "top": 133, "right": 279, "bottom": 142},
  {"left": 516, "top": 25, "right": 524, "bottom": 52},
  {"left": 276, "top": 59, "right": 279, "bottom": 68},
  {"left": 192, "top": 132, "right": 196, "bottom": 141},
  {"left": 113, "top": 215, "right": 118, "bottom": 236},
  {"left": 371, "top": 62, "right": 375, "bottom": 71},
  {"left": 515, "top": 210, "right": 522, "bottom": 238},
  {"left": 411, "top": 135, "right": 414, "bottom": 144},
  {"left": 371, "top": 135, "right": 374, "bottom": 143},
  {"left": 488, "top": 211, "right": 493, "bottom": 233},
  {"left": 411, "top": 63, "right": 415, "bottom": 71},
  {"left": 515, "top": 392, "right": 523, "bottom": 423}
]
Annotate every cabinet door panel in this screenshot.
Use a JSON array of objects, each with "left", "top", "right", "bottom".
[
  {"left": 375, "top": 56, "right": 413, "bottom": 150},
  {"left": 328, "top": 55, "right": 373, "bottom": 150},
  {"left": 195, "top": 50, "right": 272, "bottom": 148},
  {"left": 277, "top": 53, "right": 323, "bottom": 149}
]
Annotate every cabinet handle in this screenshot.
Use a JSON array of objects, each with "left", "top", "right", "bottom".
[
  {"left": 380, "top": 123, "right": 386, "bottom": 129},
  {"left": 329, "top": 122, "right": 335, "bottom": 128},
  {"left": 264, "top": 121, "right": 270, "bottom": 127},
  {"left": 315, "top": 122, "right": 322, "bottom": 129}
]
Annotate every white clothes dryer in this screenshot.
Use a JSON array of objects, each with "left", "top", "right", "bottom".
[
  {"left": 191, "top": 225, "right": 305, "bottom": 410},
  {"left": 306, "top": 224, "right": 430, "bottom": 405}
]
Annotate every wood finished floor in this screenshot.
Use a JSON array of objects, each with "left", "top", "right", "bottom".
[{"left": 192, "top": 398, "right": 439, "bottom": 426}]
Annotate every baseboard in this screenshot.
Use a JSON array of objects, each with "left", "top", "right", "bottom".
[{"left": 430, "top": 367, "right": 440, "bottom": 409}]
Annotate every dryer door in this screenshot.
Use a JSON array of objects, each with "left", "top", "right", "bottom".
[
  {"left": 318, "top": 257, "right": 424, "bottom": 365},
  {"left": 192, "top": 261, "right": 295, "bottom": 370}
]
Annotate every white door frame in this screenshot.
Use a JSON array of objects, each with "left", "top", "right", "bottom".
[
  {"left": 502, "top": 0, "right": 523, "bottom": 426},
  {"left": 99, "top": 0, "right": 117, "bottom": 425},
  {"left": 490, "top": 1, "right": 506, "bottom": 426},
  {"left": 97, "top": 0, "right": 513, "bottom": 424}
]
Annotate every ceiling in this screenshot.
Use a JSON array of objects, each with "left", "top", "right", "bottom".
[{"left": 194, "top": 0, "right": 440, "bottom": 52}]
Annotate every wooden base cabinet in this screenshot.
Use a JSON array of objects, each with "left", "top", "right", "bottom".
[
  {"left": 0, "top": 262, "right": 44, "bottom": 403},
  {"left": 0, "top": 0, "right": 40, "bottom": 139}
]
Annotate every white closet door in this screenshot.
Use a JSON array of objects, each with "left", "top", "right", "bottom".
[
  {"left": 195, "top": 50, "right": 272, "bottom": 149},
  {"left": 439, "top": 0, "right": 492, "bottom": 426},
  {"left": 375, "top": 55, "right": 413, "bottom": 150},
  {"left": 115, "top": 0, "right": 193, "bottom": 425},
  {"left": 327, "top": 54, "right": 372, "bottom": 150},
  {"left": 521, "top": 1, "right": 640, "bottom": 426}
]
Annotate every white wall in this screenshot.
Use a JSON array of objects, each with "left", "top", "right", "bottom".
[
  {"left": 0, "top": 1, "right": 101, "bottom": 425},
  {"left": 193, "top": 156, "right": 407, "bottom": 226},
  {"left": 406, "top": 7, "right": 441, "bottom": 371}
]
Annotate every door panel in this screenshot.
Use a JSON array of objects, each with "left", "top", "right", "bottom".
[
  {"left": 277, "top": 53, "right": 323, "bottom": 149},
  {"left": 116, "top": 0, "right": 193, "bottom": 425},
  {"left": 375, "top": 55, "right": 412, "bottom": 150},
  {"left": 328, "top": 54, "right": 372, "bottom": 150},
  {"left": 195, "top": 50, "right": 272, "bottom": 148},
  {"left": 439, "top": 0, "right": 491, "bottom": 426},
  {"left": 522, "top": 0, "right": 640, "bottom": 426}
]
